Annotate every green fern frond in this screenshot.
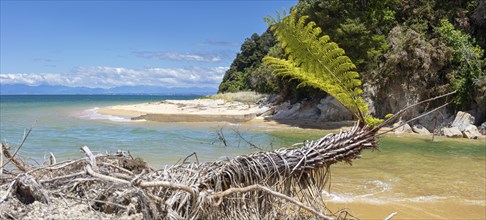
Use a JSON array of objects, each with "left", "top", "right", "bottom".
[{"left": 264, "top": 11, "right": 379, "bottom": 124}]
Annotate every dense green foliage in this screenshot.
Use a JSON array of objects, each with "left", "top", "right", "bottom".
[
  {"left": 218, "top": 31, "right": 280, "bottom": 93},
  {"left": 263, "top": 11, "right": 374, "bottom": 123},
  {"left": 218, "top": 0, "right": 485, "bottom": 117},
  {"left": 436, "top": 19, "right": 485, "bottom": 108},
  {"left": 294, "top": 0, "right": 397, "bottom": 73}
]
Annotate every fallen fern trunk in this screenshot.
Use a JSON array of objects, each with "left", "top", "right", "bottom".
[{"left": 0, "top": 123, "right": 378, "bottom": 220}]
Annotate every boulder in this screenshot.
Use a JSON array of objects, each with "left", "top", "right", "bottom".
[
  {"left": 267, "top": 101, "right": 290, "bottom": 117},
  {"left": 441, "top": 127, "right": 463, "bottom": 138},
  {"left": 412, "top": 124, "right": 431, "bottom": 134},
  {"left": 292, "top": 103, "right": 320, "bottom": 120},
  {"left": 317, "top": 96, "right": 353, "bottom": 122},
  {"left": 255, "top": 106, "right": 271, "bottom": 117},
  {"left": 416, "top": 109, "right": 453, "bottom": 132},
  {"left": 463, "top": 125, "right": 481, "bottom": 139},
  {"left": 273, "top": 102, "right": 301, "bottom": 119},
  {"left": 479, "top": 122, "right": 486, "bottom": 135},
  {"left": 393, "top": 121, "right": 414, "bottom": 134},
  {"left": 451, "top": 111, "right": 475, "bottom": 131}
]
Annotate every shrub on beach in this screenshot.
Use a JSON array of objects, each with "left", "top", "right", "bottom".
[{"left": 200, "top": 91, "right": 269, "bottom": 104}]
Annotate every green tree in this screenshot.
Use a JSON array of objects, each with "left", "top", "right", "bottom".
[
  {"left": 294, "top": 0, "right": 397, "bottom": 73},
  {"left": 436, "top": 19, "right": 485, "bottom": 108},
  {"left": 218, "top": 29, "right": 278, "bottom": 93}
]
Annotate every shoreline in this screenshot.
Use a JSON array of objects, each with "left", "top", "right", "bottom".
[
  {"left": 2, "top": 96, "right": 484, "bottom": 219},
  {"left": 96, "top": 99, "right": 359, "bottom": 131},
  {"left": 97, "top": 99, "right": 260, "bottom": 123},
  {"left": 96, "top": 98, "right": 486, "bottom": 140}
]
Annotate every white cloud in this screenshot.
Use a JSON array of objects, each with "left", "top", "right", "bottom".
[
  {"left": 134, "top": 51, "right": 222, "bottom": 62},
  {"left": 0, "top": 66, "right": 228, "bottom": 88}
]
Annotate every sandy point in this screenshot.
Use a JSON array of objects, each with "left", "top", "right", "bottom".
[{"left": 97, "top": 99, "right": 264, "bottom": 123}]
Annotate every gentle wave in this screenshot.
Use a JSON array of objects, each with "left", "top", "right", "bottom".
[
  {"left": 463, "top": 199, "right": 486, "bottom": 206},
  {"left": 322, "top": 192, "right": 450, "bottom": 204},
  {"left": 78, "top": 107, "right": 146, "bottom": 122},
  {"left": 322, "top": 179, "right": 392, "bottom": 204},
  {"left": 319, "top": 179, "right": 482, "bottom": 204}
]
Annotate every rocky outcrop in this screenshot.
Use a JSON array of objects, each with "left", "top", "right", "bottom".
[
  {"left": 479, "top": 122, "right": 486, "bottom": 135},
  {"left": 393, "top": 120, "right": 414, "bottom": 134},
  {"left": 463, "top": 125, "right": 481, "bottom": 139},
  {"left": 412, "top": 124, "right": 431, "bottom": 134},
  {"left": 449, "top": 111, "right": 483, "bottom": 139},
  {"left": 317, "top": 96, "right": 353, "bottom": 122},
  {"left": 272, "top": 102, "right": 300, "bottom": 119},
  {"left": 451, "top": 111, "right": 476, "bottom": 131},
  {"left": 268, "top": 96, "right": 354, "bottom": 122},
  {"left": 269, "top": 100, "right": 321, "bottom": 121},
  {"left": 372, "top": 26, "right": 451, "bottom": 120},
  {"left": 416, "top": 109, "right": 453, "bottom": 133},
  {"left": 255, "top": 106, "right": 272, "bottom": 116},
  {"left": 440, "top": 127, "right": 463, "bottom": 138},
  {"left": 263, "top": 97, "right": 484, "bottom": 139}
]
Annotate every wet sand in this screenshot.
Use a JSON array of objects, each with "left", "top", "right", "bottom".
[{"left": 327, "top": 201, "right": 486, "bottom": 219}]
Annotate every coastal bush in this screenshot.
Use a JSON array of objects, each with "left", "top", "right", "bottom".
[
  {"left": 217, "top": 0, "right": 486, "bottom": 118},
  {"left": 218, "top": 30, "right": 279, "bottom": 94},
  {"left": 436, "top": 19, "right": 485, "bottom": 109},
  {"left": 201, "top": 91, "right": 269, "bottom": 104},
  {"left": 371, "top": 25, "right": 453, "bottom": 117}
]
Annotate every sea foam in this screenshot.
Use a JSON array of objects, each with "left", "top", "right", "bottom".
[{"left": 78, "top": 107, "right": 146, "bottom": 122}]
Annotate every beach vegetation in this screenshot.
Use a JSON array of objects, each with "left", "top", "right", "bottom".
[
  {"left": 218, "top": 31, "right": 279, "bottom": 93},
  {"left": 435, "top": 18, "right": 485, "bottom": 109},
  {"left": 200, "top": 91, "right": 269, "bottom": 104}
]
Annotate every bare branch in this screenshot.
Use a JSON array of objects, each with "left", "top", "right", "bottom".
[
  {"left": 39, "top": 171, "right": 85, "bottom": 184},
  {"left": 137, "top": 180, "right": 194, "bottom": 195},
  {"left": 384, "top": 212, "right": 398, "bottom": 220},
  {"left": 378, "top": 101, "right": 452, "bottom": 136},
  {"left": 0, "top": 179, "right": 17, "bottom": 203},
  {"left": 211, "top": 184, "right": 333, "bottom": 220},
  {"left": 1, "top": 144, "right": 28, "bottom": 172},
  {"left": 231, "top": 128, "right": 263, "bottom": 150},
  {"left": 80, "top": 146, "right": 98, "bottom": 170},
  {"left": 49, "top": 152, "right": 56, "bottom": 165},
  {"left": 0, "top": 121, "right": 37, "bottom": 171},
  {"left": 374, "top": 91, "right": 456, "bottom": 131},
  {"left": 85, "top": 165, "right": 129, "bottom": 185}
]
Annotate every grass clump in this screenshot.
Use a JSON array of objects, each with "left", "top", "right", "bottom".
[{"left": 200, "top": 91, "right": 269, "bottom": 104}]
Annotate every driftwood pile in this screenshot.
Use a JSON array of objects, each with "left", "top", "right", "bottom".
[{"left": 0, "top": 123, "right": 378, "bottom": 220}]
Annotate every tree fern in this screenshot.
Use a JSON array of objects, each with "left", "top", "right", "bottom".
[{"left": 263, "top": 11, "right": 381, "bottom": 126}]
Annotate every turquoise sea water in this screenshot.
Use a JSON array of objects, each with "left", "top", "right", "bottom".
[
  {"left": 1, "top": 95, "right": 485, "bottom": 218},
  {"left": 0, "top": 95, "right": 294, "bottom": 165}
]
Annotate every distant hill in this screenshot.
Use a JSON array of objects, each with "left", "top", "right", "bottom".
[{"left": 0, "top": 84, "right": 217, "bottom": 95}]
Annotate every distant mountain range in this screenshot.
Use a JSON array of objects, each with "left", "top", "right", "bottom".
[{"left": 0, "top": 84, "right": 217, "bottom": 95}]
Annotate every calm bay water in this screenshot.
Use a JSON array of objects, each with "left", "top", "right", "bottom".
[
  {"left": 1, "top": 95, "right": 485, "bottom": 218},
  {"left": 0, "top": 95, "right": 271, "bottom": 163}
]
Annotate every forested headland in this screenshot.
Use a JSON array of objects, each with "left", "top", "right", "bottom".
[{"left": 218, "top": 0, "right": 485, "bottom": 129}]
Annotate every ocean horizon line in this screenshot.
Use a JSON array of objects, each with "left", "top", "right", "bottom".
[{"left": 0, "top": 93, "right": 212, "bottom": 96}]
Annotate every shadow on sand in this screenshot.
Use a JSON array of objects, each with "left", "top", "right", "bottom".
[{"left": 264, "top": 118, "right": 355, "bottom": 130}]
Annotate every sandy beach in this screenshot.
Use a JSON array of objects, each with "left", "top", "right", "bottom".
[
  {"left": 97, "top": 99, "right": 266, "bottom": 123},
  {"left": 96, "top": 98, "right": 359, "bottom": 131}
]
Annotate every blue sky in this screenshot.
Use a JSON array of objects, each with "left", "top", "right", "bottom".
[{"left": 0, "top": 0, "right": 296, "bottom": 89}]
